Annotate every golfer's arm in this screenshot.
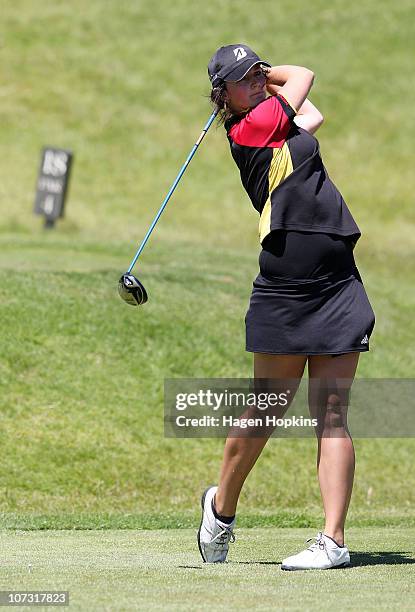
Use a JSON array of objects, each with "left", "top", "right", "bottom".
[
  {"left": 266, "top": 82, "right": 324, "bottom": 134},
  {"left": 264, "top": 64, "right": 314, "bottom": 112},
  {"left": 293, "top": 98, "right": 324, "bottom": 134}
]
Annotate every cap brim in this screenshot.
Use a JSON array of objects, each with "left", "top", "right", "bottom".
[{"left": 224, "top": 59, "right": 271, "bottom": 82}]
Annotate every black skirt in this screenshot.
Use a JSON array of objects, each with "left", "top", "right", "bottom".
[{"left": 245, "top": 231, "right": 376, "bottom": 355}]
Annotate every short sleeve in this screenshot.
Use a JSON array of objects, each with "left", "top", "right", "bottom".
[{"left": 228, "top": 94, "right": 297, "bottom": 148}]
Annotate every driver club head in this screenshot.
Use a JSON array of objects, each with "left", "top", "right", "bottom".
[{"left": 118, "top": 273, "right": 148, "bottom": 306}]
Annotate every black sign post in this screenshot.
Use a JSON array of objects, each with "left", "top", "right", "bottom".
[{"left": 34, "top": 147, "right": 73, "bottom": 228}]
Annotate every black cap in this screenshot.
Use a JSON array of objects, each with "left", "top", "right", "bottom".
[{"left": 208, "top": 44, "right": 271, "bottom": 88}]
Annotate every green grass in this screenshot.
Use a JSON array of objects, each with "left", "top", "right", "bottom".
[
  {"left": 1, "top": 528, "right": 414, "bottom": 610},
  {"left": 0, "top": 237, "right": 413, "bottom": 523},
  {"left": 1, "top": 510, "right": 414, "bottom": 532},
  {"left": 1, "top": 0, "right": 414, "bottom": 243},
  {"left": 0, "top": 0, "right": 414, "bottom": 530}
]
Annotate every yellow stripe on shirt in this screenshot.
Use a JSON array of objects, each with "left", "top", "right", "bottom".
[{"left": 258, "top": 143, "right": 294, "bottom": 244}]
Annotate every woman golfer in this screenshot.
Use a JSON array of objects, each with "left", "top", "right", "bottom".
[{"left": 197, "top": 44, "right": 376, "bottom": 570}]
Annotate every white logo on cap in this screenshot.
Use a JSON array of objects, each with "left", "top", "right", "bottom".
[{"left": 233, "top": 47, "right": 247, "bottom": 61}]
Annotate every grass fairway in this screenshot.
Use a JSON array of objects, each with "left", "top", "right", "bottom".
[
  {"left": 1, "top": 528, "right": 414, "bottom": 610},
  {"left": 0, "top": 235, "right": 414, "bottom": 522}
]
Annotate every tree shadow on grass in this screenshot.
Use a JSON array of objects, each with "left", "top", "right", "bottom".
[
  {"left": 351, "top": 551, "right": 415, "bottom": 566},
  {"left": 233, "top": 552, "right": 415, "bottom": 567},
  {"left": 233, "top": 551, "right": 415, "bottom": 567},
  {"left": 177, "top": 561, "right": 280, "bottom": 569},
  {"left": 178, "top": 552, "right": 415, "bottom": 569}
]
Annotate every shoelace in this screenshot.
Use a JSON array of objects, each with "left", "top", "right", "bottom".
[
  {"left": 306, "top": 532, "right": 326, "bottom": 553},
  {"left": 209, "top": 526, "right": 236, "bottom": 548}
]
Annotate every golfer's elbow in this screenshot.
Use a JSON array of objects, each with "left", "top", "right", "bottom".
[
  {"left": 304, "top": 67, "right": 315, "bottom": 82},
  {"left": 293, "top": 111, "right": 324, "bottom": 134},
  {"left": 315, "top": 112, "right": 324, "bottom": 128},
  {"left": 297, "top": 67, "right": 315, "bottom": 89},
  {"left": 280, "top": 67, "right": 315, "bottom": 111},
  {"left": 311, "top": 114, "right": 324, "bottom": 134}
]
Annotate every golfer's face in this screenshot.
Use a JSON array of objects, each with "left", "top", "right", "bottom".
[{"left": 226, "top": 65, "right": 267, "bottom": 113}]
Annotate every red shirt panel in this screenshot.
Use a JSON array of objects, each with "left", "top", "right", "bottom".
[{"left": 228, "top": 94, "right": 295, "bottom": 149}]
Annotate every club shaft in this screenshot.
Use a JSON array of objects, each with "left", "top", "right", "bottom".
[{"left": 127, "top": 110, "right": 219, "bottom": 273}]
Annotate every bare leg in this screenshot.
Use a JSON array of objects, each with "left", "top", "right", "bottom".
[
  {"left": 307, "top": 353, "right": 360, "bottom": 546},
  {"left": 214, "top": 354, "right": 308, "bottom": 516}
]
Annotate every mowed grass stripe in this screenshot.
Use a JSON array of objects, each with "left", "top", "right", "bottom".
[
  {"left": 1, "top": 528, "right": 414, "bottom": 611},
  {"left": 0, "top": 239, "right": 414, "bottom": 520},
  {"left": 1, "top": 511, "right": 415, "bottom": 531}
]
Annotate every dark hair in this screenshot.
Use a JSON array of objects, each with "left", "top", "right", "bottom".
[{"left": 210, "top": 80, "right": 234, "bottom": 125}]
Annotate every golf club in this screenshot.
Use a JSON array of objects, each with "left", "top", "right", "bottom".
[{"left": 118, "top": 109, "right": 219, "bottom": 306}]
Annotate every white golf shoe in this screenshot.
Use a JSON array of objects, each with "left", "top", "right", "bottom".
[
  {"left": 197, "top": 486, "right": 236, "bottom": 563},
  {"left": 281, "top": 532, "right": 350, "bottom": 570}
]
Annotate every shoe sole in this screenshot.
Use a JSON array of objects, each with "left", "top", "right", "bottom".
[
  {"left": 281, "top": 562, "right": 351, "bottom": 571},
  {"left": 197, "top": 486, "right": 215, "bottom": 563}
]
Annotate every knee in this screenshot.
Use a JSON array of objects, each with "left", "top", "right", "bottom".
[{"left": 324, "top": 393, "right": 344, "bottom": 429}]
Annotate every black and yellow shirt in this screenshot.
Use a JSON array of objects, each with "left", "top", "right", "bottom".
[{"left": 224, "top": 93, "right": 361, "bottom": 247}]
